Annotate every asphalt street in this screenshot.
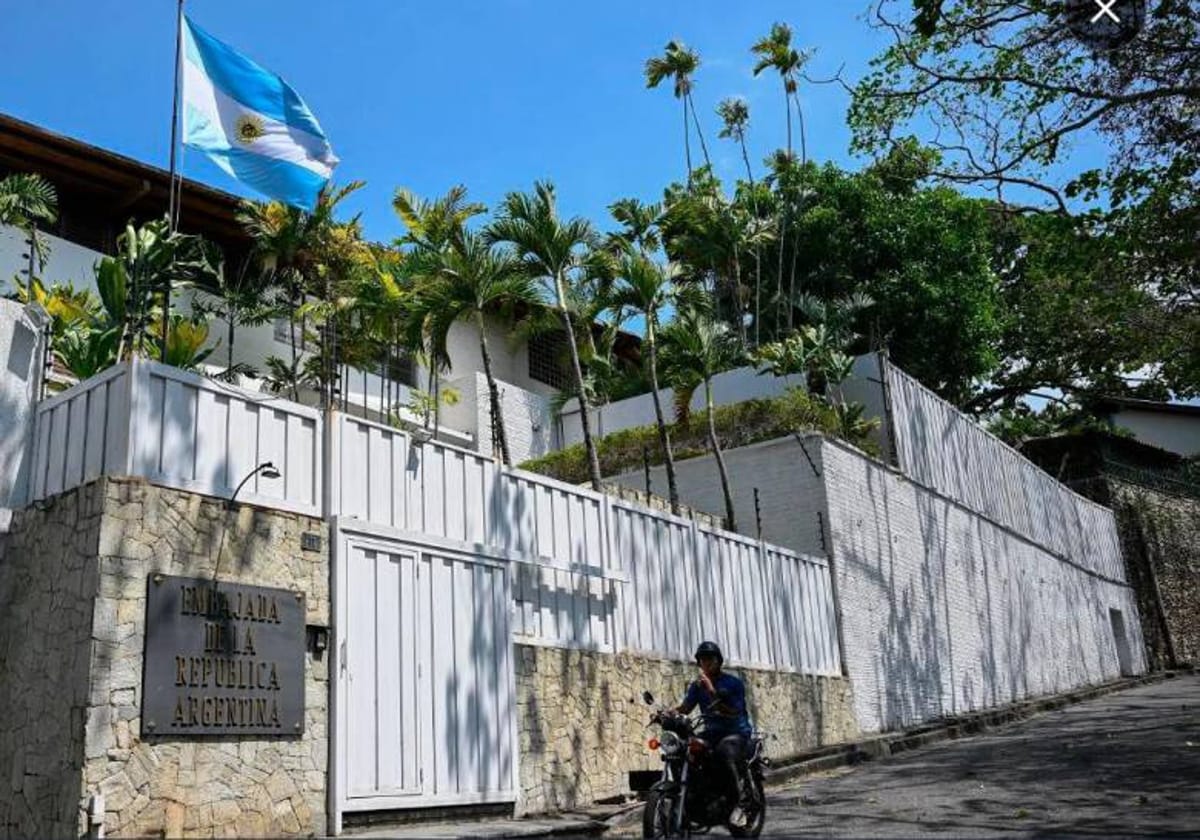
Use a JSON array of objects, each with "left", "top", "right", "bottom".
[
  {"left": 605, "top": 674, "right": 1199, "bottom": 838},
  {"left": 760, "top": 674, "right": 1200, "bottom": 838}
]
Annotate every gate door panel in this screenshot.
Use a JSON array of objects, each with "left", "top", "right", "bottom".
[{"left": 339, "top": 532, "right": 515, "bottom": 815}]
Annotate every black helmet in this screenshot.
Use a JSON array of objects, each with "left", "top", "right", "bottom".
[{"left": 694, "top": 641, "right": 724, "bottom": 666}]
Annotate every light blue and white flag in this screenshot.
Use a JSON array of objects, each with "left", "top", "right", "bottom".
[{"left": 181, "top": 16, "right": 338, "bottom": 210}]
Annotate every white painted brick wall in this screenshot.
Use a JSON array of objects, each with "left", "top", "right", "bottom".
[
  {"left": 818, "top": 438, "right": 1147, "bottom": 734},
  {"left": 609, "top": 436, "right": 829, "bottom": 555},
  {"left": 473, "top": 373, "right": 555, "bottom": 465}
]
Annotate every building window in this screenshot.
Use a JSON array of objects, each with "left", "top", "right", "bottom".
[
  {"left": 528, "top": 331, "right": 570, "bottom": 390},
  {"left": 375, "top": 349, "right": 417, "bottom": 389}
]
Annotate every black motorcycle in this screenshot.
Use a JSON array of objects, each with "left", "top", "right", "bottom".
[{"left": 640, "top": 691, "right": 767, "bottom": 838}]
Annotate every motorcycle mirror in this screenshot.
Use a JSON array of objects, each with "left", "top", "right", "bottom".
[{"left": 642, "top": 691, "right": 655, "bottom": 706}]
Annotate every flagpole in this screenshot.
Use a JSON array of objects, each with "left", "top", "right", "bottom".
[{"left": 162, "top": 0, "right": 184, "bottom": 362}]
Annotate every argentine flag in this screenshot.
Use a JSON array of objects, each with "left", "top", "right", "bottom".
[{"left": 181, "top": 17, "right": 338, "bottom": 210}]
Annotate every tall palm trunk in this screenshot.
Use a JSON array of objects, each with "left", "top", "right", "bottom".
[
  {"left": 688, "top": 94, "right": 711, "bottom": 169},
  {"left": 705, "top": 376, "right": 737, "bottom": 531},
  {"left": 739, "top": 136, "right": 764, "bottom": 347},
  {"left": 226, "top": 303, "right": 236, "bottom": 374},
  {"left": 476, "top": 311, "right": 512, "bottom": 466},
  {"left": 732, "top": 247, "right": 747, "bottom": 349},
  {"left": 778, "top": 87, "right": 793, "bottom": 336},
  {"left": 557, "top": 273, "right": 603, "bottom": 491},
  {"left": 645, "top": 321, "right": 680, "bottom": 515},
  {"left": 789, "top": 90, "right": 807, "bottom": 322},
  {"left": 682, "top": 99, "right": 693, "bottom": 183},
  {"left": 287, "top": 279, "right": 301, "bottom": 402}
]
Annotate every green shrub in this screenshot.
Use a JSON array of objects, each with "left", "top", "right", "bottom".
[{"left": 519, "top": 388, "right": 880, "bottom": 483}]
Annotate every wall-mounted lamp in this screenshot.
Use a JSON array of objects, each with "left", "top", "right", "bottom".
[{"left": 229, "top": 461, "right": 281, "bottom": 507}]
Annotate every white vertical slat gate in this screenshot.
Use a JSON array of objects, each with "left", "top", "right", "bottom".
[{"left": 333, "top": 523, "right": 516, "bottom": 826}]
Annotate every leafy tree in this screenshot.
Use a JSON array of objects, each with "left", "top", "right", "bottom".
[
  {"left": 965, "top": 211, "right": 1167, "bottom": 414},
  {"left": 850, "top": 1, "right": 1199, "bottom": 402},
  {"left": 782, "top": 160, "right": 1002, "bottom": 404},
  {"left": 487, "top": 181, "right": 606, "bottom": 490},
  {"left": 97, "top": 218, "right": 220, "bottom": 362},
  {"left": 644, "top": 40, "right": 712, "bottom": 180},
  {"left": 850, "top": 0, "right": 1198, "bottom": 213}
]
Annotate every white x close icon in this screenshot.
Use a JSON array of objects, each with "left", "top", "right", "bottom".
[{"left": 1091, "top": 0, "right": 1121, "bottom": 23}]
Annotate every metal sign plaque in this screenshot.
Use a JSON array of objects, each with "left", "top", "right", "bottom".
[{"left": 141, "top": 575, "right": 305, "bottom": 736}]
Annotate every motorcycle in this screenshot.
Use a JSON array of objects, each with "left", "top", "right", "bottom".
[{"left": 640, "top": 691, "right": 768, "bottom": 838}]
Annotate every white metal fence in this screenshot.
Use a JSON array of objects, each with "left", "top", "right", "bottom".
[
  {"left": 332, "top": 412, "right": 840, "bottom": 672},
  {"left": 884, "top": 362, "right": 1124, "bottom": 579},
  {"left": 29, "top": 359, "right": 322, "bottom": 516},
  {"left": 30, "top": 360, "right": 840, "bottom": 675}
]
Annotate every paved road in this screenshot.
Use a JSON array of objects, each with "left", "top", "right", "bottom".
[
  {"left": 760, "top": 675, "right": 1200, "bottom": 838},
  {"left": 604, "top": 675, "right": 1199, "bottom": 838}
]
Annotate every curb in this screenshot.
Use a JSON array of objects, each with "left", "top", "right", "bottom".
[{"left": 763, "top": 669, "right": 1188, "bottom": 787}]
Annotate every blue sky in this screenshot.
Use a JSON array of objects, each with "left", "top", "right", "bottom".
[{"left": 0, "top": 1, "right": 893, "bottom": 242}]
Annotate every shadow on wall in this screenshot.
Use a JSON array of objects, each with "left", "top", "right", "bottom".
[{"left": 841, "top": 440, "right": 1130, "bottom": 734}]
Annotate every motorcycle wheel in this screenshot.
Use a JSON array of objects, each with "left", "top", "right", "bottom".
[
  {"left": 727, "top": 776, "right": 766, "bottom": 838},
  {"left": 642, "top": 789, "right": 682, "bottom": 838}
]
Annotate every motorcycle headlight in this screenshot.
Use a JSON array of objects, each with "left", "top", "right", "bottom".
[{"left": 659, "top": 731, "right": 685, "bottom": 756}]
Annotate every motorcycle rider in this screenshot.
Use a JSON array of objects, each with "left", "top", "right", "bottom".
[{"left": 675, "top": 641, "right": 756, "bottom": 821}]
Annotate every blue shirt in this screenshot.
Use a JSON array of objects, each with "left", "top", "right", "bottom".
[{"left": 680, "top": 672, "right": 752, "bottom": 737}]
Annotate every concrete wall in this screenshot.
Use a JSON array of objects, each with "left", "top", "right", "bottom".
[
  {"left": 558, "top": 365, "right": 797, "bottom": 450},
  {"left": 1110, "top": 408, "right": 1200, "bottom": 457},
  {"left": 0, "top": 223, "right": 100, "bottom": 291},
  {"left": 0, "top": 478, "right": 331, "bottom": 838},
  {"left": 514, "top": 645, "right": 857, "bottom": 814},
  {"left": 0, "top": 298, "right": 45, "bottom": 512},
  {"left": 819, "top": 438, "right": 1146, "bottom": 733}
]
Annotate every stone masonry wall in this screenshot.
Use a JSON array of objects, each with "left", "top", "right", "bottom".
[
  {"left": 819, "top": 438, "right": 1147, "bottom": 734},
  {"left": 0, "top": 477, "right": 331, "bottom": 838},
  {"left": 514, "top": 645, "right": 857, "bottom": 815},
  {"left": 84, "top": 478, "right": 330, "bottom": 838},
  {"left": 0, "top": 480, "right": 104, "bottom": 839},
  {"left": 1107, "top": 480, "right": 1200, "bottom": 668}
]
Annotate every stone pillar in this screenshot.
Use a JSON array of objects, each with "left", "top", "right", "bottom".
[{"left": 0, "top": 477, "right": 331, "bottom": 838}]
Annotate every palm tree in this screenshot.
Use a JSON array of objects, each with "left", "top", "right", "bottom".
[
  {"left": 661, "top": 306, "right": 744, "bottom": 531},
  {"left": 486, "top": 181, "right": 605, "bottom": 491},
  {"left": 644, "top": 40, "right": 711, "bottom": 181},
  {"left": 198, "top": 261, "right": 275, "bottom": 382},
  {"left": 752, "top": 23, "right": 812, "bottom": 332},
  {"left": 0, "top": 173, "right": 57, "bottom": 282},
  {"left": 750, "top": 23, "right": 809, "bottom": 161},
  {"left": 418, "top": 232, "right": 540, "bottom": 466},
  {"left": 393, "top": 185, "right": 487, "bottom": 429},
  {"left": 608, "top": 198, "right": 662, "bottom": 256},
  {"left": 238, "top": 181, "right": 364, "bottom": 404},
  {"left": 717, "top": 97, "right": 768, "bottom": 346},
  {"left": 610, "top": 252, "right": 683, "bottom": 514}
]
